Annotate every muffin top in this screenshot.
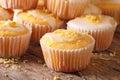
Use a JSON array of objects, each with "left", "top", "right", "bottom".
[
  {"left": 41, "top": 29, "right": 94, "bottom": 50},
  {"left": 0, "top": 7, "right": 13, "bottom": 20},
  {"left": 0, "top": 20, "right": 29, "bottom": 36},
  {"left": 67, "top": 14, "right": 117, "bottom": 29},
  {"left": 84, "top": 4, "right": 102, "bottom": 15},
  {"left": 17, "top": 9, "right": 61, "bottom": 27},
  {"left": 92, "top": 0, "right": 120, "bottom": 4},
  {"left": 92, "top": 0, "right": 120, "bottom": 9}
]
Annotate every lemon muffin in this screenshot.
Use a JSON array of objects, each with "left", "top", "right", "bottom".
[
  {"left": 83, "top": 4, "right": 102, "bottom": 15},
  {"left": 67, "top": 14, "right": 117, "bottom": 51},
  {"left": 0, "top": 7, "right": 13, "bottom": 20},
  {"left": 14, "top": 9, "right": 63, "bottom": 43},
  {"left": 91, "top": 0, "right": 120, "bottom": 23},
  {"left": 0, "top": 20, "right": 31, "bottom": 58},
  {"left": 0, "top": 0, "right": 38, "bottom": 10},
  {"left": 46, "top": 0, "right": 90, "bottom": 20},
  {"left": 40, "top": 29, "right": 95, "bottom": 72}
]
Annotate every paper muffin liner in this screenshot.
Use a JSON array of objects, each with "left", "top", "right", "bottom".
[
  {"left": 40, "top": 37, "right": 95, "bottom": 72},
  {"left": 67, "top": 26, "right": 116, "bottom": 51},
  {"left": 0, "top": 0, "right": 38, "bottom": 10},
  {"left": 26, "top": 23, "right": 52, "bottom": 43},
  {"left": 95, "top": 8, "right": 120, "bottom": 23},
  {"left": 0, "top": 28, "right": 32, "bottom": 58},
  {"left": 14, "top": 15, "right": 63, "bottom": 43},
  {"left": 46, "top": 0, "right": 90, "bottom": 20}
]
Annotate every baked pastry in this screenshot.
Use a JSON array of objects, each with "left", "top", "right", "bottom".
[
  {"left": 13, "top": 9, "right": 63, "bottom": 43},
  {"left": 46, "top": 0, "right": 90, "bottom": 20},
  {"left": 0, "top": 20, "right": 31, "bottom": 58},
  {"left": 40, "top": 29, "right": 95, "bottom": 72},
  {"left": 0, "top": 0, "right": 38, "bottom": 10},
  {"left": 0, "top": 7, "right": 13, "bottom": 20},
  {"left": 67, "top": 14, "right": 117, "bottom": 51},
  {"left": 91, "top": 0, "right": 120, "bottom": 23}
]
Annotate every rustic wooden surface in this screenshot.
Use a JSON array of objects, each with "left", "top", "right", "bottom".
[{"left": 0, "top": 26, "right": 120, "bottom": 80}]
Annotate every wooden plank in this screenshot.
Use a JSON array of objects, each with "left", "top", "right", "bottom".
[{"left": 0, "top": 26, "right": 120, "bottom": 80}]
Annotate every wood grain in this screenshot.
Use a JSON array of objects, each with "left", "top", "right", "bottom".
[{"left": 0, "top": 26, "right": 120, "bottom": 80}]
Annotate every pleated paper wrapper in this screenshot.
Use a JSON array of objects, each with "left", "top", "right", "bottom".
[
  {"left": 40, "top": 36, "right": 95, "bottom": 72},
  {"left": 0, "top": 28, "right": 32, "bottom": 58},
  {"left": 0, "top": 0, "right": 38, "bottom": 10},
  {"left": 46, "top": 0, "right": 90, "bottom": 20}
]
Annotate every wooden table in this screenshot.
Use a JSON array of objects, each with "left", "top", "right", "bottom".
[{"left": 0, "top": 26, "right": 120, "bottom": 80}]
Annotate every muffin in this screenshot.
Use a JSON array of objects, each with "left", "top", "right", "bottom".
[
  {"left": 67, "top": 14, "right": 117, "bottom": 51},
  {"left": 91, "top": 0, "right": 120, "bottom": 23},
  {"left": 46, "top": 0, "right": 90, "bottom": 20},
  {"left": 0, "top": 20, "right": 31, "bottom": 58},
  {"left": 83, "top": 4, "right": 102, "bottom": 15},
  {"left": 40, "top": 29, "right": 95, "bottom": 72},
  {"left": 13, "top": 9, "right": 63, "bottom": 43},
  {"left": 0, "top": 0, "right": 38, "bottom": 10},
  {"left": 0, "top": 7, "right": 13, "bottom": 20}
]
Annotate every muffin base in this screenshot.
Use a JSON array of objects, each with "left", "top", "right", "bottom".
[
  {"left": 0, "top": 30, "right": 31, "bottom": 58},
  {"left": 47, "top": 0, "right": 90, "bottom": 20},
  {"left": 40, "top": 37, "right": 95, "bottom": 72},
  {"left": 0, "top": 0, "right": 38, "bottom": 10}
]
